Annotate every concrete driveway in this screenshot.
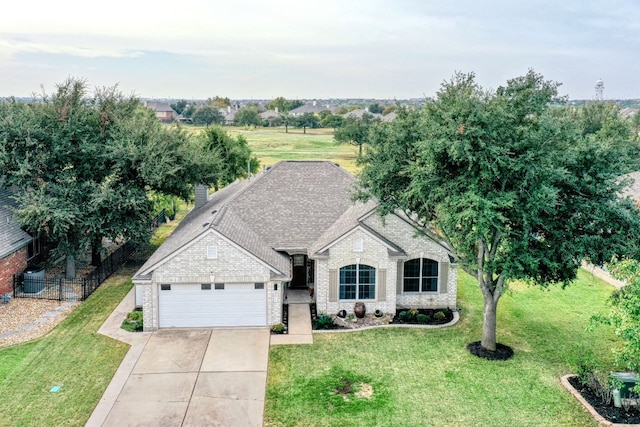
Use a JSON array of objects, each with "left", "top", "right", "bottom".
[{"left": 100, "top": 328, "right": 269, "bottom": 427}]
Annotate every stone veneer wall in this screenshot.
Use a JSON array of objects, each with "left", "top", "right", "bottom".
[
  {"left": 0, "top": 247, "right": 27, "bottom": 294},
  {"left": 314, "top": 212, "right": 457, "bottom": 317},
  {"left": 141, "top": 230, "right": 283, "bottom": 331},
  {"left": 363, "top": 213, "right": 458, "bottom": 309}
]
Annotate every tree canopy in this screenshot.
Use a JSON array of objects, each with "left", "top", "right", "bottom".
[
  {"left": 357, "top": 70, "right": 640, "bottom": 353},
  {"left": 192, "top": 105, "right": 224, "bottom": 126},
  {"left": 196, "top": 126, "right": 260, "bottom": 190},
  {"left": 0, "top": 79, "right": 231, "bottom": 278},
  {"left": 334, "top": 112, "right": 380, "bottom": 158},
  {"left": 234, "top": 106, "right": 262, "bottom": 127}
]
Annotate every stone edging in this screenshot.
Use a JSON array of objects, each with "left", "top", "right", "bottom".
[
  {"left": 560, "top": 374, "right": 640, "bottom": 427},
  {"left": 313, "top": 310, "right": 460, "bottom": 334}
]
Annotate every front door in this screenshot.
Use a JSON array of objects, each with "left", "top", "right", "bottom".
[{"left": 290, "top": 254, "right": 307, "bottom": 289}]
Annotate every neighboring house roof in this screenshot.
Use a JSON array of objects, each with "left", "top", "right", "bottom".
[
  {"left": 289, "top": 103, "right": 335, "bottom": 115},
  {"left": 260, "top": 110, "right": 279, "bottom": 119},
  {"left": 0, "top": 181, "right": 33, "bottom": 259},
  {"left": 144, "top": 101, "right": 176, "bottom": 114},
  {"left": 381, "top": 111, "right": 397, "bottom": 122},
  {"left": 343, "top": 108, "right": 383, "bottom": 120}
]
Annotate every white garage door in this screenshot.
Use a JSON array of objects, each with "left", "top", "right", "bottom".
[{"left": 158, "top": 283, "right": 267, "bottom": 328}]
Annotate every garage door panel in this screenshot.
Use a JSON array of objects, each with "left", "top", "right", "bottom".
[{"left": 159, "top": 283, "right": 266, "bottom": 328}]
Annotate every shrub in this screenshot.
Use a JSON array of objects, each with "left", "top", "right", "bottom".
[
  {"left": 433, "top": 310, "right": 447, "bottom": 321},
  {"left": 271, "top": 323, "right": 285, "bottom": 334},
  {"left": 121, "top": 309, "right": 143, "bottom": 332},
  {"left": 398, "top": 311, "right": 413, "bottom": 322},
  {"left": 416, "top": 314, "right": 430, "bottom": 324},
  {"left": 315, "top": 313, "right": 335, "bottom": 330},
  {"left": 409, "top": 308, "right": 419, "bottom": 317}
]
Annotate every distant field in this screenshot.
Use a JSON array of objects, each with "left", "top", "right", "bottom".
[{"left": 189, "top": 126, "right": 360, "bottom": 173}]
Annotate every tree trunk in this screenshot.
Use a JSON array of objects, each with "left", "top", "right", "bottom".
[
  {"left": 91, "top": 239, "right": 102, "bottom": 267},
  {"left": 358, "top": 143, "right": 363, "bottom": 159},
  {"left": 303, "top": 126, "right": 306, "bottom": 134},
  {"left": 285, "top": 123, "right": 288, "bottom": 133},
  {"left": 66, "top": 254, "right": 76, "bottom": 280},
  {"left": 481, "top": 294, "right": 499, "bottom": 351}
]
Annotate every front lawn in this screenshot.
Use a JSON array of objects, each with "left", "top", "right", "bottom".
[
  {"left": 0, "top": 274, "right": 132, "bottom": 427},
  {"left": 265, "top": 270, "right": 619, "bottom": 427}
]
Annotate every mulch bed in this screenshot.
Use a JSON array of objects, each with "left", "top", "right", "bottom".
[
  {"left": 568, "top": 376, "right": 640, "bottom": 424},
  {"left": 391, "top": 308, "right": 454, "bottom": 325},
  {"left": 467, "top": 341, "right": 515, "bottom": 361}
]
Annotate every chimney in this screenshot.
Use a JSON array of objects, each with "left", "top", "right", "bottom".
[{"left": 194, "top": 184, "right": 209, "bottom": 209}]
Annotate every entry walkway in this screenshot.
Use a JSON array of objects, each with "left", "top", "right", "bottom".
[{"left": 270, "top": 302, "right": 313, "bottom": 345}]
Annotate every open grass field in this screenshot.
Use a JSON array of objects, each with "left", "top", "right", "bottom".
[
  {"left": 191, "top": 125, "right": 361, "bottom": 173},
  {"left": 265, "top": 270, "right": 618, "bottom": 427}
]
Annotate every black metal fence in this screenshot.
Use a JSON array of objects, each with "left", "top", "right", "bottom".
[
  {"left": 151, "top": 209, "right": 165, "bottom": 230},
  {"left": 13, "top": 242, "right": 136, "bottom": 302}
]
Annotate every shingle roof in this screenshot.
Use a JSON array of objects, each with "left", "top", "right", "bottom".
[
  {"left": 0, "top": 181, "right": 32, "bottom": 259},
  {"left": 134, "top": 161, "right": 360, "bottom": 280}
]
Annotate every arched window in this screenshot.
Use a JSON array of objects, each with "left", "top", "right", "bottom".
[
  {"left": 339, "top": 264, "right": 376, "bottom": 300},
  {"left": 403, "top": 258, "right": 438, "bottom": 292}
]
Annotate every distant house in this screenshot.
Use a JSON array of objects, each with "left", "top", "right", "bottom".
[
  {"left": 143, "top": 101, "right": 177, "bottom": 123},
  {"left": 343, "top": 108, "right": 383, "bottom": 120},
  {"left": 0, "top": 182, "right": 38, "bottom": 295},
  {"left": 289, "top": 102, "right": 336, "bottom": 116}
]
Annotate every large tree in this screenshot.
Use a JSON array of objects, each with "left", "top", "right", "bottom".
[
  {"left": 0, "top": 79, "right": 223, "bottom": 278},
  {"left": 357, "top": 71, "right": 640, "bottom": 354}
]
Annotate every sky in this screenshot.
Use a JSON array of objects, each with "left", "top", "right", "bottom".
[{"left": 1, "top": 0, "right": 639, "bottom": 100}]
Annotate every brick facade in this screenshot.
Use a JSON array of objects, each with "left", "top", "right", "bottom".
[
  {"left": 313, "top": 212, "right": 457, "bottom": 318},
  {"left": 140, "top": 230, "right": 284, "bottom": 331},
  {"left": 0, "top": 247, "right": 28, "bottom": 294}
]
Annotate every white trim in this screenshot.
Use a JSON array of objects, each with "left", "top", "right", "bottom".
[
  {"left": 138, "top": 228, "right": 288, "bottom": 278},
  {"left": 318, "top": 225, "right": 400, "bottom": 254}
]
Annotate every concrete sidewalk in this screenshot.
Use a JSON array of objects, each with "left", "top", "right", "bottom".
[
  {"left": 270, "top": 303, "right": 313, "bottom": 345},
  {"left": 86, "top": 288, "right": 152, "bottom": 427}
]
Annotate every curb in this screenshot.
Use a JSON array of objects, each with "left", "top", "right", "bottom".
[{"left": 560, "top": 374, "right": 640, "bottom": 427}]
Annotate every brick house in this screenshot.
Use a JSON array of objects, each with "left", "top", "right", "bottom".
[
  {"left": 0, "top": 185, "right": 36, "bottom": 295},
  {"left": 143, "top": 101, "right": 176, "bottom": 123},
  {"left": 133, "top": 161, "right": 457, "bottom": 331}
]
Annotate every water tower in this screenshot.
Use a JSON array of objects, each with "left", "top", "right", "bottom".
[{"left": 595, "top": 79, "right": 605, "bottom": 101}]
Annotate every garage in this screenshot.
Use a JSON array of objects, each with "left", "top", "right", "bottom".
[{"left": 158, "top": 283, "right": 267, "bottom": 328}]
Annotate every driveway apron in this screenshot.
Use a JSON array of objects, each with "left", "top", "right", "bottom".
[{"left": 100, "top": 328, "right": 269, "bottom": 427}]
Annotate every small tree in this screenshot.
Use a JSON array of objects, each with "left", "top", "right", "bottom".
[
  {"left": 334, "top": 113, "right": 379, "bottom": 159},
  {"left": 294, "top": 112, "right": 320, "bottom": 134},
  {"left": 192, "top": 105, "right": 224, "bottom": 126},
  {"left": 593, "top": 258, "right": 640, "bottom": 372},
  {"left": 234, "top": 106, "right": 261, "bottom": 127}
]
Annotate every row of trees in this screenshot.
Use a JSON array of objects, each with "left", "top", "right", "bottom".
[
  {"left": 0, "top": 78, "right": 257, "bottom": 278},
  {"left": 357, "top": 70, "right": 640, "bottom": 354}
]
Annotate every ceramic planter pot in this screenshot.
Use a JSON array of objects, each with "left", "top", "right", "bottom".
[{"left": 354, "top": 302, "right": 366, "bottom": 318}]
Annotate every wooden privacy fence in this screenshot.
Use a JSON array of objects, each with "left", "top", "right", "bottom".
[{"left": 13, "top": 242, "right": 136, "bottom": 302}]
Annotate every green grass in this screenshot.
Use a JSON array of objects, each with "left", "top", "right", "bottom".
[
  {"left": 190, "top": 126, "right": 360, "bottom": 173},
  {"left": 265, "top": 269, "right": 619, "bottom": 427},
  {"left": 0, "top": 276, "right": 132, "bottom": 427},
  {"left": 0, "top": 211, "right": 186, "bottom": 427}
]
